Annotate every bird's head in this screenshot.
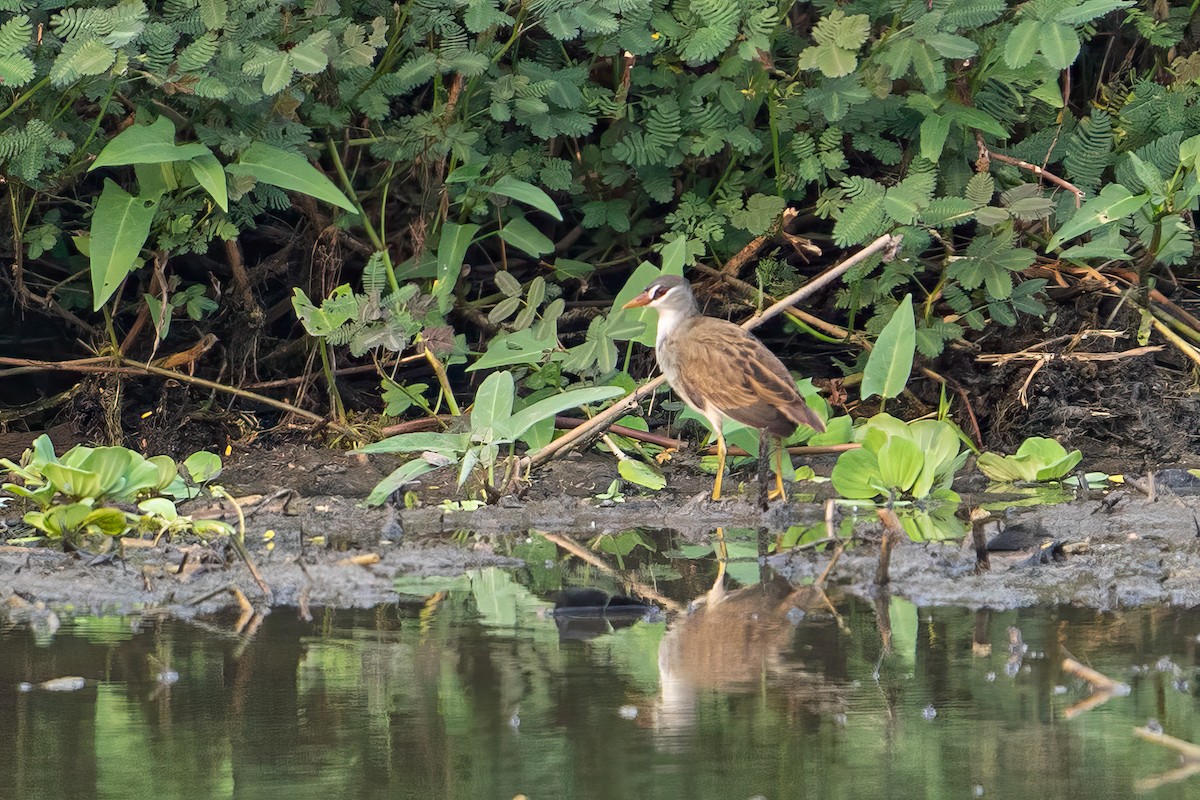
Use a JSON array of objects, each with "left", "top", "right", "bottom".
[{"left": 622, "top": 275, "right": 696, "bottom": 313}]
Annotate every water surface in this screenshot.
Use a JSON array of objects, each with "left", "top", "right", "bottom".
[{"left": 2, "top": 560, "right": 1199, "bottom": 799}]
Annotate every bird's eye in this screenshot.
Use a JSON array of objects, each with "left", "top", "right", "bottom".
[{"left": 648, "top": 286, "right": 662, "bottom": 300}]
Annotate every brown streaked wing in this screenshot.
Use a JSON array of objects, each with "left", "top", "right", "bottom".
[{"left": 671, "top": 318, "right": 824, "bottom": 436}]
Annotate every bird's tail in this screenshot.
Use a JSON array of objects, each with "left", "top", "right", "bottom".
[{"left": 785, "top": 400, "right": 826, "bottom": 434}]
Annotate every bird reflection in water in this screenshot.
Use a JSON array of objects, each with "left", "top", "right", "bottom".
[
  {"left": 652, "top": 528, "right": 846, "bottom": 737},
  {"left": 547, "top": 528, "right": 846, "bottom": 737}
]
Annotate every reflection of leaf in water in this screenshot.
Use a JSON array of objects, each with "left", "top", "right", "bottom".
[
  {"left": 889, "top": 596, "right": 918, "bottom": 667},
  {"left": 593, "top": 529, "right": 655, "bottom": 568},
  {"left": 70, "top": 616, "right": 138, "bottom": 644},
  {"left": 588, "top": 621, "right": 666, "bottom": 693},
  {"left": 979, "top": 485, "right": 1074, "bottom": 509},
  {"left": 469, "top": 567, "right": 552, "bottom": 629},
  {"left": 393, "top": 573, "right": 472, "bottom": 597},
  {"left": 673, "top": 544, "right": 713, "bottom": 559},
  {"left": 641, "top": 563, "right": 682, "bottom": 581},
  {"left": 779, "top": 523, "right": 827, "bottom": 549},
  {"left": 392, "top": 569, "right": 551, "bottom": 632},
  {"left": 896, "top": 503, "right": 965, "bottom": 542},
  {"left": 515, "top": 533, "right": 561, "bottom": 594},
  {"left": 724, "top": 541, "right": 763, "bottom": 586}
]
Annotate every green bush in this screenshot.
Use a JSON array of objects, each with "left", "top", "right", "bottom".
[{"left": 2, "top": 0, "right": 1193, "bottom": 439}]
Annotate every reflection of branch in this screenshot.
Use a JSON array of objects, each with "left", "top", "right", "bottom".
[
  {"left": 1063, "top": 689, "right": 1119, "bottom": 719},
  {"left": 538, "top": 530, "right": 684, "bottom": 614},
  {"left": 875, "top": 507, "right": 905, "bottom": 586},
  {"left": 1062, "top": 656, "right": 1128, "bottom": 719},
  {"left": 1063, "top": 656, "right": 1121, "bottom": 693},
  {"left": 1134, "top": 726, "right": 1200, "bottom": 791},
  {"left": 1134, "top": 725, "right": 1200, "bottom": 760}
]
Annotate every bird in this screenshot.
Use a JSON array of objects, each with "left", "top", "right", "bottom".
[{"left": 623, "top": 275, "right": 825, "bottom": 501}]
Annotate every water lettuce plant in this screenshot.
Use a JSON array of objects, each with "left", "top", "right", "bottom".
[
  {"left": 976, "top": 437, "right": 1083, "bottom": 483},
  {"left": 830, "top": 414, "right": 967, "bottom": 503},
  {"left": 1, "top": 436, "right": 232, "bottom": 546}
]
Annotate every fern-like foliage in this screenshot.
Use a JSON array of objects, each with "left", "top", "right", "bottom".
[{"left": 1063, "top": 108, "right": 1113, "bottom": 193}]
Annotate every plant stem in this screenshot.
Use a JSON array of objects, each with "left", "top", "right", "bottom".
[
  {"left": 318, "top": 339, "right": 347, "bottom": 425},
  {"left": 0, "top": 76, "right": 50, "bottom": 126},
  {"left": 325, "top": 136, "right": 400, "bottom": 293},
  {"left": 423, "top": 347, "right": 461, "bottom": 416}
]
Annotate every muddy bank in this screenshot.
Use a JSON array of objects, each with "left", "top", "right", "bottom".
[
  {"left": 777, "top": 491, "right": 1200, "bottom": 610},
  {"left": 4, "top": 442, "right": 1200, "bottom": 617}
]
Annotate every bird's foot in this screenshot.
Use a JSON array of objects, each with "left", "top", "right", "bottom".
[
  {"left": 767, "top": 487, "right": 786, "bottom": 502},
  {"left": 654, "top": 447, "right": 678, "bottom": 465}
]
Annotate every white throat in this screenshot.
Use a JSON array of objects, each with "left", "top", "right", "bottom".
[{"left": 653, "top": 302, "right": 688, "bottom": 349}]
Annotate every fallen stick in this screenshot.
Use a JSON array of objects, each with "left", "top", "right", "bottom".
[{"left": 976, "top": 345, "right": 1164, "bottom": 365}]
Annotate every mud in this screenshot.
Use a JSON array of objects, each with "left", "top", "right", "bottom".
[{"left": 4, "top": 443, "right": 1200, "bottom": 617}]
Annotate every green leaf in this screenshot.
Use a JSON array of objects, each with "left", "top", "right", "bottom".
[
  {"left": 182, "top": 451, "right": 222, "bottom": 483},
  {"left": 289, "top": 30, "right": 330, "bottom": 74},
  {"left": 495, "top": 385, "right": 624, "bottom": 441},
  {"left": 81, "top": 506, "right": 130, "bottom": 537},
  {"left": 1040, "top": 22, "right": 1080, "bottom": 69},
  {"left": 468, "top": 327, "right": 557, "bottom": 371},
  {"left": 499, "top": 216, "right": 554, "bottom": 256},
  {"left": 861, "top": 294, "right": 915, "bottom": 400},
  {"left": 89, "top": 180, "right": 158, "bottom": 311},
  {"left": 618, "top": 459, "right": 666, "bottom": 490},
  {"left": 72, "top": 36, "right": 117, "bottom": 76},
  {"left": 876, "top": 435, "right": 923, "bottom": 493},
  {"left": 1055, "top": 0, "right": 1133, "bottom": 25},
  {"left": 488, "top": 175, "right": 563, "bottom": 220},
  {"left": 976, "top": 452, "right": 1036, "bottom": 482},
  {"left": 259, "top": 51, "right": 292, "bottom": 94},
  {"left": 225, "top": 143, "right": 356, "bottom": 212},
  {"left": 434, "top": 222, "right": 480, "bottom": 311},
  {"left": 471, "top": 370, "right": 515, "bottom": 432},
  {"left": 91, "top": 117, "right": 210, "bottom": 170},
  {"left": 0, "top": 54, "right": 35, "bottom": 87},
  {"left": 660, "top": 236, "right": 690, "bottom": 272},
  {"left": 488, "top": 295, "right": 522, "bottom": 324},
  {"left": 188, "top": 153, "right": 228, "bottom": 211},
  {"left": 1048, "top": 183, "right": 1149, "bottom": 250},
  {"left": 909, "top": 420, "right": 961, "bottom": 498},
  {"left": 919, "top": 113, "right": 951, "bottom": 162},
  {"left": 1180, "top": 134, "right": 1200, "bottom": 172},
  {"left": 1004, "top": 20, "right": 1042, "bottom": 68},
  {"left": 1035, "top": 450, "right": 1082, "bottom": 481},
  {"left": 199, "top": 0, "right": 227, "bottom": 29},
  {"left": 365, "top": 459, "right": 438, "bottom": 506},
  {"left": 925, "top": 33, "right": 977, "bottom": 59},
  {"left": 41, "top": 463, "right": 103, "bottom": 498},
  {"left": 831, "top": 448, "right": 884, "bottom": 499},
  {"left": 355, "top": 432, "right": 471, "bottom": 455},
  {"left": 1059, "top": 227, "right": 1132, "bottom": 262},
  {"left": 148, "top": 455, "right": 177, "bottom": 490}
]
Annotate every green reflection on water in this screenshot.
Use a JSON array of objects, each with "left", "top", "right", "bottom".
[{"left": 2, "top": 578, "right": 1200, "bottom": 800}]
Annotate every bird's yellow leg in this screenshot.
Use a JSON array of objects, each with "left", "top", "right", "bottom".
[
  {"left": 712, "top": 431, "right": 726, "bottom": 500},
  {"left": 768, "top": 439, "right": 786, "bottom": 501}
]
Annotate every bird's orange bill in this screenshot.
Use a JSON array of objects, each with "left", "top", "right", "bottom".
[{"left": 622, "top": 291, "right": 652, "bottom": 309}]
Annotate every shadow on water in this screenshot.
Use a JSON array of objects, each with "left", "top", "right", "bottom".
[{"left": 3, "top": 526, "right": 1200, "bottom": 799}]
